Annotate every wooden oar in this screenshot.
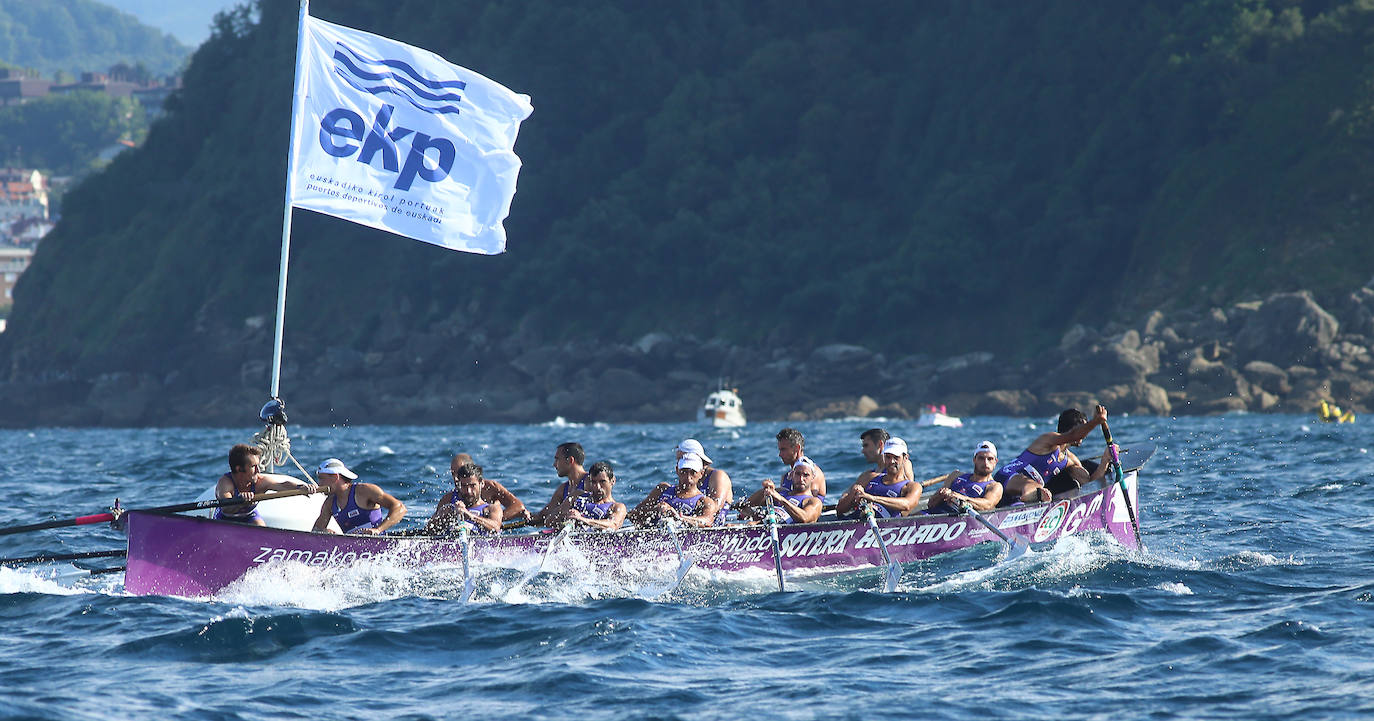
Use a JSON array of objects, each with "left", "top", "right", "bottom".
[
  {"left": 860, "top": 501, "right": 901, "bottom": 592},
  {"left": 956, "top": 501, "right": 1027, "bottom": 561},
  {"left": 764, "top": 497, "right": 785, "bottom": 592},
  {"left": 0, "top": 487, "right": 318, "bottom": 537},
  {"left": 1101, "top": 422, "right": 1143, "bottom": 548},
  {"left": 1, "top": 549, "right": 127, "bottom": 566}
]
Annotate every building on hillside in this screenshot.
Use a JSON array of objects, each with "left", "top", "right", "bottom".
[
  {"left": 1, "top": 246, "right": 34, "bottom": 304},
  {"left": 132, "top": 76, "right": 181, "bottom": 119},
  {"left": 0, "top": 169, "right": 51, "bottom": 247},
  {"left": 51, "top": 71, "right": 144, "bottom": 99},
  {"left": 0, "top": 68, "right": 52, "bottom": 106}
]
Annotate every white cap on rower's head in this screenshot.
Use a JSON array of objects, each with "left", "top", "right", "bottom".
[
  {"left": 792, "top": 458, "right": 815, "bottom": 471},
  {"left": 317, "top": 458, "right": 357, "bottom": 479},
  {"left": 975, "top": 440, "right": 997, "bottom": 458},
  {"left": 675, "top": 439, "right": 712, "bottom": 464},
  {"left": 881, "top": 437, "right": 908, "bottom": 457},
  {"left": 677, "top": 453, "right": 705, "bottom": 472}
]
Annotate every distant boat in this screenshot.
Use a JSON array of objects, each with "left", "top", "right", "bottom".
[
  {"left": 916, "top": 404, "right": 963, "bottom": 428},
  {"left": 699, "top": 388, "right": 746, "bottom": 428}
]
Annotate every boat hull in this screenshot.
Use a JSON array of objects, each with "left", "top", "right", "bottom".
[{"left": 124, "top": 470, "right": 1141, "bottom": 598}]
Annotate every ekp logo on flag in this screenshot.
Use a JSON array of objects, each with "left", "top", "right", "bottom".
[{"left": 289, "top": 14, "right": 533, "bottom": 255}]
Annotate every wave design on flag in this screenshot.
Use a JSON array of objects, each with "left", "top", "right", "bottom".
[{"left": 332, "top": 42, "right": 467, "bottom": 115}]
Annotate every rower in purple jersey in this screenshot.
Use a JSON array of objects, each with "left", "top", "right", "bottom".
[
  {"left": 311, "top": 457, "right": 406, "bottom": 534},
  {"left": 926, "top": 441, "right": 1004, "bottom": 514},
  {"left": 561, "top": 460, "right": 627, "bottom": 531},
  {"left": 528, "top": 442, "right": 589, "bottom": 526},
  {"left": 628, "top": 453, "right": 719, "bottom": 528},
  {"left": 752, "top": 458, "right": 824, "bottom": 524},
  {"left": 739, "top": 427, "right": 828, "bottom": 520},
  {"left": 835, "top": 437, "right": 923, "bottom": 519},
  {"left": 675, "top": 439, "right": 733, "bottom": 525},
  {"left": 424, "top": 462, "right": 504, "bottom": 534},
  {"left": 994, "top": 405, "right": 1114, "bottom": 506}
]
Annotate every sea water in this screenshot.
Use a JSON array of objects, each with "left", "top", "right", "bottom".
[{"left": 0, "top": 415, "right": 1371, "bottom": 720}]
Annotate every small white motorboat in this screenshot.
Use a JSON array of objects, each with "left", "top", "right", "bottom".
[
  {"left": 699, "top": 388, "right": 746, "bottom": 428},
  {"left": 916, "top": 404, "right": 963, "bottom": 428}
]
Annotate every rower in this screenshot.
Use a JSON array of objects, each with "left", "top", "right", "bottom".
[
  {"left": 311, "top": 458, "right": 406, "bottom": 535},
  {"left": 628, "top": 453, "right": 719, "bottom": 528},
  {"left": 753, "top": 459, "right": 823, "bottom": 525},
  {"left": 856, "top": 428, "right": 913, "bottom": 487},
  {"left": 925, "top": 441, "right": 1003, "bottom": 514},
  {"left": 527, "top": 442, "right": 588, "bottom": 526},
  {"left": 835, "top": 437, "right": 922, "bottom": 519},
  {"left": 559, "top": 460, "right": 627, "bottom": 531},
  {"left": 424, "top": 462, "right": 503, "bottom": 534},
  {"left": 738, "top": 427, "right": 827, "bottom": 519},
  {"left": 449, "top": 452, "right": 527, "bottom": 521},
  {"left": 994, "top": 405, "right": 1112, "bottom": 506},
  {"left": 675, "top": 438, "right": 733, "bottom": 524},
  {"left": 213, "top": 443, "right": 318, "bottom": 526}
]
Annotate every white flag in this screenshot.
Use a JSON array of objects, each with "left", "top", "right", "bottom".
[{"left": 288, "top": 14, "right": 533, "bottom": 254}]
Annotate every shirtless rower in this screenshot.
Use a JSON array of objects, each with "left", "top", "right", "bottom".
[
  {"left": 995, "top": 405, "right": 1112, "bottom": 506},
  {"left": 311, "top": 458, "right": 407, "bottom": 535},
  {"left": 213, "top": 443, "right": 318, "bottom": 526},
  {"left": 835, "top": 437, "right": 922, "bottom": 519},
  {"left": 925, "top": 441, "right": 1003, "bottom": 514},
  {"left": 739, "top": 428, "right": 827, "bottom": 519},
  {"left": 528, "top": 442, "right": 588, "bottom": 526},
  {"left": 557, "top": 460, "right": 627, "bottom": 531},
  {"left": 629, "top": 453, "right": 719, "bottom": 528},
  {"left": 424, "top": 462, "right": 503, "bottom": 534}
]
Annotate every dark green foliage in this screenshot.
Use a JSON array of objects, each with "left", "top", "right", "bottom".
[
  {"left": 0, "top": 90, "right": 145, "bottom": 174},
  {"left": 0, "top": 0, "right": 188, "bottom": 76},
  {"left": 5, "top": 0, "right": 1374, "bottom": 379}
]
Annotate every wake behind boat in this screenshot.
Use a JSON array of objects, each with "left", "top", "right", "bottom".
[{"left": 121, "top": 445, "right": 1154, "bottom": 599}]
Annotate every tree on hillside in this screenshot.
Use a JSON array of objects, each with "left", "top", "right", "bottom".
[{"left": 0, "top": 91, "right": 146, "bottom": 174}]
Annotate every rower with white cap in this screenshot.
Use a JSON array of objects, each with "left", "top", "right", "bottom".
[
  {"left": 753, "top": 458, "right": 824, "bottom": 525},
  {"left": 738, "top": 427, "right": 828, "bottom": 520},
  {"left": 311, "top": 458, "right": 407, "bottom": 535},
  {"left": 925, "top": 441, "right": 1004, "bottom": 514},
  {"left": 674, "top": 439, "right": 733, "bottom": 524},
  {"left": 628, "top": 452, "right": 720, "bottom": 528},
  {"left": 835, "top": 437, "right": 922, "bottom": 519}
]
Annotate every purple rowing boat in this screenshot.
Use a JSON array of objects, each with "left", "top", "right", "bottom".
[{"left": 123, "top": 445, "right": 1153, "bottom": 598}]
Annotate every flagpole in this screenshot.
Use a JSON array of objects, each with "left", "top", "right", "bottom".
[{"left": 269, "top": 0, "right": 311, "bottom": 400}]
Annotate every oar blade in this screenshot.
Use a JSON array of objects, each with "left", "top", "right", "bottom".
[
  {"left": 882, "top": 562, "right": 901, "bottom": 593},
  {"left": 1002, "top": 538, "right": 1029, "bottom": 562}
]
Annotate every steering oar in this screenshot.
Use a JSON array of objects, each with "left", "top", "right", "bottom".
[
  {"left": 1100, "top": 421, "right": 1143, "bottom": 548},
  {"left": 0, "top": 487, "right": 318, "bottom": 537}
]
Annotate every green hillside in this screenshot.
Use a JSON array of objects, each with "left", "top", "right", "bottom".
[
  {"left": 4, "top": 0, "right": 1374, "bottom": 380},
  {"left": 0, "top": 0, "right": 188, "bottom": 76}
]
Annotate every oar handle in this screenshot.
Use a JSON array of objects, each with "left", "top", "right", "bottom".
[
  {"left": 0, "top": 549, "right": 127, "bottom": 565},
  {"left": 0, "top": 486, "right": 319, "bottom": 538},
  {"left": 1100, "top": 421, "right": 1115, "bottom": 447}
]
